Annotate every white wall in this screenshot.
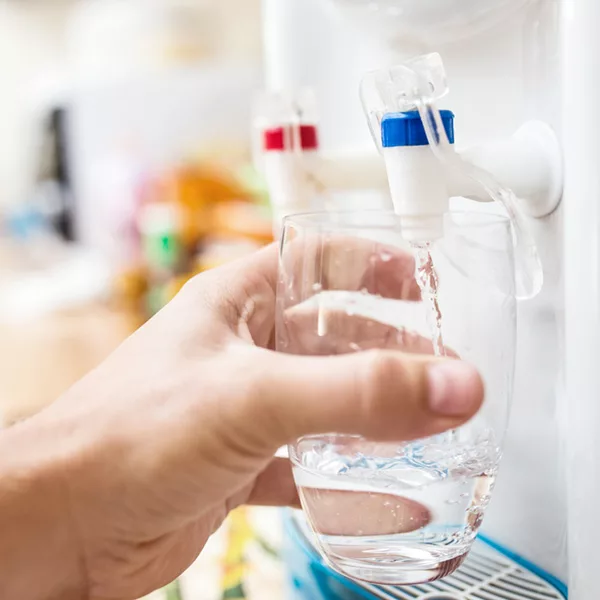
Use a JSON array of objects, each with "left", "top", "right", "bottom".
[
  {"left": 0, "top": 0, "right": 262, "bottom": 209},
  {"left": 0, "top": 0, "right": 74, "bottom": 207}
]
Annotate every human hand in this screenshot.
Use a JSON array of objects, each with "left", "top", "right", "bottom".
[{"left": 0, "top": 242, "right": 483, "bottom": 600}]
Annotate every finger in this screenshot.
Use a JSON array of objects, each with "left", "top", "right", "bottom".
[
  {"left": 227, "top": 235, "right": 421, "bottom": 305},
  {"left": 245, "top": 453, "right": 431, "bottom": 536},
  {"left": 241, "top": 349, "right": 483, "bottom": 448},
  {"left": 247, "top": 457, "right": 301, "bottom": 508},
  {"left": 203, "top": 238, "right": 421, "bottom": 349},
  {"left": 279, "top": 235, "right": 422, "bottom": 301}
]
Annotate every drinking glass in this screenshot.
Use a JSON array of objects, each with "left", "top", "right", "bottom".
[{"left": 277, "top": 210, "right": 516, "bottom": 585}]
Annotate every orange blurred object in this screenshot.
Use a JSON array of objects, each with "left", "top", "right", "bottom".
[
  {"left": 163, "top": 164, "right": 252, "bottom": 250},
  {"left": 115, "top": 159, "right": 272, "bottom": 320},
  {"left": 212, "top": 202, "right": 274, "bottom": 246},
  {"left": 112, "top": 266, "right": 149, "bottom": 314}
]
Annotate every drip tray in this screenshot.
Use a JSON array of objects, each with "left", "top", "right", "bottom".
[
  {"left": 284, "top": 512, "right": 566, "bottom": 600},
  {"left": 356, "top": 544, "right": 564, "bottom": 600}
]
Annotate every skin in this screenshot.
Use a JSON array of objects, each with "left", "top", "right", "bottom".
[{"left": 0, "top": 243, "right": 483, "bottom": 600}]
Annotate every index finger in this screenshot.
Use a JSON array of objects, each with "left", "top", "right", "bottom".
[
  {"left": 278, "top": 234, "right": 422, "bottom": 302},
  {"left": 201, "top": 235, "right": 421, "bottom": 350}
]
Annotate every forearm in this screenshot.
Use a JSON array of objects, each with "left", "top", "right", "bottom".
[{"left": 0, "top": 418, "right": 86, "bottom": 599}]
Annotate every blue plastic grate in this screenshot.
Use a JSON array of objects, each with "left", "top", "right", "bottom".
[{"left": 289, "top": 514, "right": 566, "bottom": 600}]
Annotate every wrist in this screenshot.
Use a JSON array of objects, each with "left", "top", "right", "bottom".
[{"left": 0, "top": 417, "right": 87, "bottom": 600}]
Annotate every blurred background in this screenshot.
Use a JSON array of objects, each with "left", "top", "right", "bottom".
[
  {"left": 0, "top": 4, "right": 283, "bottom": 597},
  {"left": 0, "top": 0, "right": 272, "bottom": 421}
]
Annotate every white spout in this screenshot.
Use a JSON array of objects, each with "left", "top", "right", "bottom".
[
  {"left": 253, "top": 91, "right": 321, "bottom": 238},
  {"left": 450, "top": 121, "right": 563, "bottom": 218},
  {"left": 380, "top": 109, "right": 455, "bottom": 242},
  {"left": 384, "top": 145, "right": 449, "bottom": 241}
]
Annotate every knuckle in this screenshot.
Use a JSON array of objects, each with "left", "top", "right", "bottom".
[
  {"left": 177, "top": 271, "right": 215, "bottom": 308},
  {"left": 357, "top": 351, "right": 428, "bottom": 437},
  {"left": 359, "top": 351, "right": 404, "bottom": 409}
]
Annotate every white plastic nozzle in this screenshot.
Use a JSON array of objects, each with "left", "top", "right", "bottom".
[
  {"left": 383, "top": 146, "right": 449, "bottom": 241},
  {"left": 252, "top": 90, "right": 321, "bottom": 238},
  {"left": 360, "top": 53, "right": 449, "bottom": 154},
  {"left": 360, "top": 54, "right": 546, "bottom": 298},
  {"left": 360, "top": 55, "right": 453, "bottom": 242},
  {"left": 252, "top": 89, "right": 319, "bottom": 173},
  {"left": 378, "top": 109, "right": 456, "bottom": 242},
  {"left": 451, "top": 121, "right": 563, "bottom": 218},
  {"left": 263, "top": 150, "right": 319, "bottom": 237}
]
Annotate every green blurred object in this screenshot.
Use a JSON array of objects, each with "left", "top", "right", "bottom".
[
  {"left": 139, "top": 203, "right": 184, "bottom": 273},
  {"left": 256, "top": 536, "right": 280, "bottom": 559},
  {"left": 223, "top": 583, "right": 246, "bottom": 599},
  {"left": 144, "top": 229, "right": 182, "bottom": 271},
  {"left": 146, "top": 283, "right": 170, "bottom": 316},
  {"left": 236, "top": 164, "right": 271, "bottom": 210},
  {"left": 164, "top": 579, "right": 183, "bottom": 600}
]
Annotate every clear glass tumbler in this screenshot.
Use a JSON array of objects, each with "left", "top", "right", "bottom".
[{"left": 277, "top": 210, "right": 516, "bottom": 586}]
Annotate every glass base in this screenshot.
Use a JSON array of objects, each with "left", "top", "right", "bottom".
[{"left": 323, "top": 546, "right": 469, "bottom": 586}]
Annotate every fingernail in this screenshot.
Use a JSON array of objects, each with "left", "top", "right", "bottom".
[{"left": 427, "top": 361, "right": 483, "bottom": 416}]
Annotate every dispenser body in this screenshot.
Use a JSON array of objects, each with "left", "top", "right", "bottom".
[{"left": 262, "top": 0, "right": 566, "bottom": 585}]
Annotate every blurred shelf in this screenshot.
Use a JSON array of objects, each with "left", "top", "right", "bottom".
[{"left": 0, "top": 302, "right": 136, "bottom": 426}]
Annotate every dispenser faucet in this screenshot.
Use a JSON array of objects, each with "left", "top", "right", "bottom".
[{"left": 361, "top": 52, "right": 561, "bottom": 299}]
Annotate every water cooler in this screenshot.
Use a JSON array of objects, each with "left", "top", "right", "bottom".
[{"left": 260, "top": 0, "right": 598, "bottom": 597}]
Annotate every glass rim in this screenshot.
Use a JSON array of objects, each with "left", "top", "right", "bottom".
[{"left": 282, "top": 209, "right": 511, "bottom": 232}]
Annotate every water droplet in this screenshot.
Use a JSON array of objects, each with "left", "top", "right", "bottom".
[{"left": 380, "top": 251, "right": 393, "bottom": 263}]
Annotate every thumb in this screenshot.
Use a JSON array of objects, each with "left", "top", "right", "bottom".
[{"left": 244, "top": 349, "right": 484, "bottom": 448}]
